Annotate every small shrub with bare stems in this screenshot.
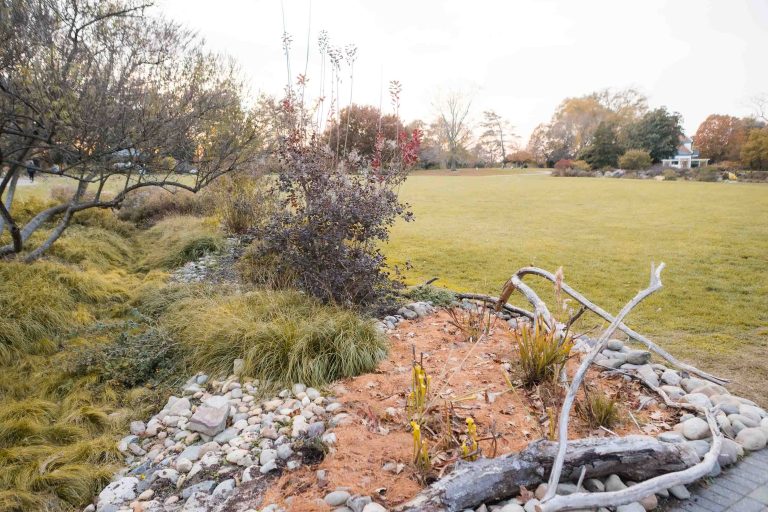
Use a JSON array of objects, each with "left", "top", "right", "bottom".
[{"left": 446, "top": 302, "right": 494, "bottom": 343}]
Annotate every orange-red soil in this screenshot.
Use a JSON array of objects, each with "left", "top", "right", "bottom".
[{"left": 262, "top": 310, "right": 679, "bottom": 511}]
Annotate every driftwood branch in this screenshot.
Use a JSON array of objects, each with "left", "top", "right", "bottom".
[
  {"left": 393, "top": 436, "right": 699, "bottom": 512},
  {"left": 513, "top": 266, "right": 728, "bottom": 385},
  {"left": 455, "top": 292, "right": 534, "bottom": 319},
  {"left": 540, "top": 360, "right": 722, "bottom": 511},
  {"left": 498, "top": 275, "right": 556, "bottom": 331},
  {"left": 541, "top": 263, "right": 666, "bottom": 505}
]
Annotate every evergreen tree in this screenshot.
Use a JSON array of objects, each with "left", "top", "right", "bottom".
[{"left": 578, "top": 122, "right": 623, "bottom": 169}]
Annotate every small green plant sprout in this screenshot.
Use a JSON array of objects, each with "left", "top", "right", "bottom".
[
  {"left": 514, "top": 319, "right": 573, "bottom": 386},
  {"left": 410, "top": 420, "right": 431, "bottom": 473},
  {"left": 460, "top": 416, "right": 479, "bottom": 461}
]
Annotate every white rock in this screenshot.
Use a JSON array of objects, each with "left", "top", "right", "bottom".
[
  {"left": 225, "top": 448, "right": 250, "bottom": 465},
  {"left": 260, "top": 459, "right": 278, "bottom": 473},
  {"left": 137, "top": 489, "right": 154, "bottom": 501},
  {"left": 681, "top": 417, "right": 710, "bottom": 441},
  {"left": 362, "top": 503, "right": 387, "bottom": 512},
  {"left": 735, "top": 427, "right": 767, "bottom": 451},
  {"left": 260, "top": 448, "right": 277, "bottom": 465},
  {"left": 129, "top": 421, "right": 146, "bottom": 436},
  {"left": 96, "top": 477, "right": 138, "bottom": 510},
  {"left": 176, "top": 457, "right": 193, "bottom": 473}
]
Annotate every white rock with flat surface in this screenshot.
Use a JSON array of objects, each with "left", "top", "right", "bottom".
[
  {"left": 96, "top": 477, "right": 139, "bottom": 511},
  {"left": 188, "top": 396, "right": 229, "bottom": 436}
]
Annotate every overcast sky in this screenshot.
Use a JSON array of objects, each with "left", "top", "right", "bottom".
[{"left": 157, "top": 0, "right": 768, "bottom": 144}]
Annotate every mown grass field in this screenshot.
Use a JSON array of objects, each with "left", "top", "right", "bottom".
[{"left": 385, "top": 171, "right": 768, "bottom": 404}]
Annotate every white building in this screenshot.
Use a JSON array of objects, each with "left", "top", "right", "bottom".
[{"left": 662, "top": 135, "right": 709, "bottom": 169}]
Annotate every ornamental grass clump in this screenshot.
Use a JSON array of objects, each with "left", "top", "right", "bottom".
[
  {"left": 514, "top": 320, "right": 573, "bottom": 386},
  {"left": 162, "top": 289, "right": 387, "bottom": 387}
]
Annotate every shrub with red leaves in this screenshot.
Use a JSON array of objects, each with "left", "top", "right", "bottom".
[{"left": 250, "top": 90, "right": 421, "bottom": 312}]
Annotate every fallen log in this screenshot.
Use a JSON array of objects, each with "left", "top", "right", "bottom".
[{"left": 393, "top": 436, "right": 699, "bottom": 512}]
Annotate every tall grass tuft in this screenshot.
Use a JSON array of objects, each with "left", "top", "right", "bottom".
[
  {"left": 0, "top": 261, "right": 131, "bottom": 361},
  {"left": 513, "top": 320, "right": 573, "bottom": 386},
  {"left": 577, "top": 388, "right": 620, "bottom": 429},
  {"left": 162, "top": 289, "right": 388, "bottom": 386}
]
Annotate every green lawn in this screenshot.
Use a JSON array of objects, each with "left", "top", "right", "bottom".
[{"left": 385, "top": 172, "right": 768, "bottom": 404}]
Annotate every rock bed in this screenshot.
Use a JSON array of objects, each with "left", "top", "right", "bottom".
[
  {"left": 171, "top": 238, "right": 244, "bottom": 285},
  {"left": 89, "top": 371, "right": 362, "bottom": 512},
  {"left": 91, "top": 296, "right": 767, "bottom": 512}
]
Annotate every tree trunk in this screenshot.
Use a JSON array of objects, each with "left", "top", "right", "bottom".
[
  {"left": 0, "top": 168, "right": 20, "bottom": 235},
  {"left": 394, "top": 436, "right": 698, "bottom": 512}
]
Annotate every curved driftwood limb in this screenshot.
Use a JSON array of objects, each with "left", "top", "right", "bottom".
[
  {"left": 540, "top": 361, "right": 722, "bottom": 511},
  {"left": 513, "top": 266, "right": 728, "bottom": 386},
  {"left": 393, "top": 436, "right": 698, "bottom": 512},
  {"left": 498, "top": 275, "right": 556, "bottom": 331},
  {"left": 541, "top": 263, "right": 666, "bottom": 505},
  {"left": 455, "top": 292, "right": 534, "bottom": 319}
]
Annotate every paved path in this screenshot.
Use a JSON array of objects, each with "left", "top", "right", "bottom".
[{"left": 665, "top": 448, "right": 768, "bottom": 511}]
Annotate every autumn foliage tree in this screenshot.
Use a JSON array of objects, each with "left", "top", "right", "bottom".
[
  {"left": 740, "top": 129, "right": 768, "bottom": 171},
  {"left": 694, "top": 115, "right": 747, "bottom": 162},
  {"left": 323, "top": 104, "right": 404, "bottom": 164}
]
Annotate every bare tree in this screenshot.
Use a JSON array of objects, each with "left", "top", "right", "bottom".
[
  {"left": 0, "top": 0, "right": 260, "bottom": 261},
  {"left": 750, "top": 93, "right": 768, "bottom": 124},
  {"left": 434, "top": 90, "right": 473, "bottom": 171},
  {"left": 479, "top": 110, "right": 516, "bottom": 167}
]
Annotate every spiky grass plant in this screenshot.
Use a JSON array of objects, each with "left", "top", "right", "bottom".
[
  {"left": 513, "top": 319, "right": 573, "bottom": 386},
  {"left": 162, "top": 289, "right": 387, "bottom": 386},
  {"left": 577, "top": 387, "right": 620, "bottom": 429}
]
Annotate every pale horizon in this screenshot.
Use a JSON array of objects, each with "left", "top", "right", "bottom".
[{"left": 157, "top": 0, "right": 768, "bottom": 143}]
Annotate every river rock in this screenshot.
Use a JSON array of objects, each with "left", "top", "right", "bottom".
[
  {"left": 728, "top": 413, "right": 759, "bottom": 428},
  {"left": 681, "top": 417, "right": 710, "bottom": 440},
  {"left": 668, "top": 484, "right": 691, "bottom": 500},
  {"left": 616, "top": 503, "right": 645, "bottom": 512},
  {"left": 719, "top": 437, "right": 744, "bottom": 466},
  {"left": 661, "top": 370, "right": 681, "bottom": 386},
  {"left": 188, "top": 396, "right": 229, "bottom": 437},
  {"left": 605, "top": 474, "right": 627, "bottom": 492},
  {"left": 681, "top": 393, "right": 712, "bottom": 409},
  {"left": 583, "top": 478, "right": 605, "bottom": 492},
  {"left": 325, "top": 490, "right": 351, "bottom": 506},
  {"left": 625, "top": 350, "right": 651, "bottom": 365},
  {"left": 735, "top": 427, "right": 767, "bottom": 451},
  {"left": 96, "top": 477, "right": 139, "bottom": 510}
]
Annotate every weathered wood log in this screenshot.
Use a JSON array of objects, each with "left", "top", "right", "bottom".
[{"left": 393, "top": 436, "right": 699, "bottom": 512}]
